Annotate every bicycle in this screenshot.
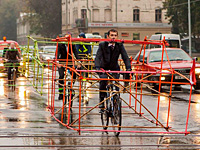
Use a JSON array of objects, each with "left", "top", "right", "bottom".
[
  {"left": 100, "top": 75, "right": 122, "bottom": 137},
  {"left": 6, "top": 60, "right": 20, "bottom": 91},
  {"left": 63, "top": 69, "right": 75, "bottom": 123}
]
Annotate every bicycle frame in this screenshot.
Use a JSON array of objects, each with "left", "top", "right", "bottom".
[
  {"left": 101, "top": 75, "right": 122, "bottom": 136},
  {"left": 7, "top": 62, "right": 18, "bottom": 90},
  {"left": 106, "top": 82, "right": 117, "bottom": 113}
]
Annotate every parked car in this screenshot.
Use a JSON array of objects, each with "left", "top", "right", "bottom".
[
  {"left": 134, "top": 48, "right": 200, "bottom": 91},
  {"left": 148, "top": 34, "right": 181, "bottom": 49},
  {"left": 39, "top": 46, "right": 56, "bottom": 62},
  {"left": 91, "top": 45, "right": 98, "bottom": 59}
]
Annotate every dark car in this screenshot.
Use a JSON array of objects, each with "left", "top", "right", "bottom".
[{"left": 133, "top": 48, "right": 200, "bottom": 91}]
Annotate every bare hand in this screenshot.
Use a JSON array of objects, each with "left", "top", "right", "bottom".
[
  {"left": 57, "top": 63, "right": 62, "bottom": 68},
  {"left": 77, "top": 64, "right": 81, "bottom": 69}
]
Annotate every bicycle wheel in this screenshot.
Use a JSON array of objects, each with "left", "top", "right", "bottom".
[
  {"left": 62, "top": 106, "right": 73, "bottom": 125},
  {"left": 12, "top": 69, "right": 16, "bottom": 91},
  {"left": 111, "top": 95, "right": 121, "bottom": 136},
  {"left": 101, "top": 101, "right": 109, "bottom": 133}
]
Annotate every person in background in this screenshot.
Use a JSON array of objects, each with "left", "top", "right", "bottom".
[
  {"left": 76, "top": 32, "right": 92, "bottom": 77},
  {"left": 76, "top": 32, "right": 91, "bottom": 59},
  {"left": 57, "top": 34, "right": 81, "bottom": 100}
]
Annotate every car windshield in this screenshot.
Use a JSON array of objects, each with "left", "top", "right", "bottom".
[
  {"left": 166, "top": 40, "right": 180, "bottom": 48},
  {"left": 44, "top": 47, "right": 56, "bottom": 54},
  {"left": 92, "top": 46, "right": 98, "bottom": 55},
  {"left": 149, "top": 49, "right": 192, "bottom": 63},
  {"left": 0, "top": 43, "right": 9, "bottom": 50}
]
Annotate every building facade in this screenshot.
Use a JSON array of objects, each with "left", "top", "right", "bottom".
[
  {"left": 61, "top": 0, "right": 171, "bottom": 52},
  {"left": 17, "top": 13, "right": 40, "bottom": 46},
  {"left": 62, "top": 0, "right": 171, "bottom": 38}
]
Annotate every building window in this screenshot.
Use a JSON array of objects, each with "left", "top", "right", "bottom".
[
  {"left": 133, "top": 33, "right": 140, "bottom": 40},
  {"left": 133, "top": 9, "right": 140, "bottom": 22},
  {"left": 93, "top": 9, "right": 100, "bottom": 22},
  {"left": 105, "top": 9, "right": 111, "bottom": 22},
  {"left": 81, "top": 9, "right": 87, "bottom": 18},
  {"left": 155, "top": 9, "right": 162, "bottom": 22},
  {"left": 121, "top": 33, "right": 129, "bottom": 37}
]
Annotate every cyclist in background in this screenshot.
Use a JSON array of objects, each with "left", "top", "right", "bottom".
[
  {"left": 95, "top": 29, "right": 131, "bottom": 109},
  {"left": 5, "top": 43, "right": 21, "bottom": 83},
  {"left": 76, "top": 32, "right": 91, "bottom": 59},
  {"left": 76, "top": 32, "right": 92, "bottom": 77},
  {"left": 57, "top": 34, "right": 81, "bottom": 100}
]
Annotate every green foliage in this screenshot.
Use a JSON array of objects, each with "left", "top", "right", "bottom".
[
  {"left": 164, "top": 0, "right": 200, "bottom": 36},
  {"left": 23, "top": 0, "right": 61, "bottom": 38},
  {"left": 0, "top": 0, "right": 20, "bottom": 40}
]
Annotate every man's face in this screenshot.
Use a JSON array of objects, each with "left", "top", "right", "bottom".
[
  {"left": 107, "top": 31, "right": 118, "bottom": 40},
  {"left": 10, "top": 43, "right": 15, "bottom": 49}
]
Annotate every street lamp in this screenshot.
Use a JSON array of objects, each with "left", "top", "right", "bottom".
[
  {"left": 116, "top": 0, "right": 117, "bottom": 22},
  {"left": 188, "top": 0, "right": 191, "bottom": 56}
]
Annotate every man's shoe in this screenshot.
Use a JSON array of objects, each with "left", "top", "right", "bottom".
[
  {"left": 99, "top": 103, "right": 105, "bottom": 109},
  {"left": 58, "top": 94, "right": 63, "bottom": 100},
  {"left": 99, "top": 109, "right": 104, "bottom": 114}
]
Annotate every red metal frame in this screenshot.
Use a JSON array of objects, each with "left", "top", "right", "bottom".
[{"left": 46, "top": 35, "right": 193, "bottom": 135}]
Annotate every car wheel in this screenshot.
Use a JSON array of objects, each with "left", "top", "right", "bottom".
[
  {"left": 149, "top": 76, "right": 161, "bottom": 93},
  {"left": 174, "top": 85, "right": 181, "bottom": 90},
  {"left": 194, "top": 82, "right": 200, "bottom": 90}
]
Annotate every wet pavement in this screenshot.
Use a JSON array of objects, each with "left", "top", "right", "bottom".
[{"left": 1, "top": 76, "right": 200, "bottom": 149}]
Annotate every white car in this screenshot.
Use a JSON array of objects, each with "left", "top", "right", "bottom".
[
  {"left": 91, "top": 45, "right": 99, "bottom": 59},
  {"left": 39, "top": 46, "right": 57, "bottom": 61}
]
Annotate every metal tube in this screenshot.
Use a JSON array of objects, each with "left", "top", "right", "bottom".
[
  {"left": 116, "top": 0, "right": 117, "bottom": 22},
  {"left": 188, "top": 0, "right": 191, "bottom": 56}
]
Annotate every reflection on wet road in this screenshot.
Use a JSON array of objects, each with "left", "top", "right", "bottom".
[{"left": 1, "top": 77, "right": 200, "bottom": 149}]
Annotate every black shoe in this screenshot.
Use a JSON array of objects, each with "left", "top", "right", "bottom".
[
  {"left": 58, "top": 94, "right": 63, "bottom": 100},
  {"left": 124, "top": 82, "right": 129, "bottom": 87},
  {"left": 99, "top": 103, "right": 105, "bottom": 109},
  {"left": 99, "top": 109, "right": 104, "bottom": 114}
]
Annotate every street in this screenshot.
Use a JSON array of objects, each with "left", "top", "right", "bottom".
[{"left": 0, "top": 76, "right": 200, "bottom": 149}]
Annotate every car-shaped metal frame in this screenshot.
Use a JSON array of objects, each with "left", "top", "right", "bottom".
[{"left": 133, "top": 48, "right": 200, "bottom": 91}]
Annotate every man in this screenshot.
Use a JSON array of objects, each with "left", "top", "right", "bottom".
[
  {"left": 76, "top": 32, "right": 92, "bottom": 77},
  {"left": 95, "top": 29, "right": 131, "bottom": 108},
  {"left": 57, "top": 34, "right": 81, "bottom": 100},
  {"left": 5, "top": 43, "right": 21, "bottom": 84},
  {"left": 76, "top": 32, "right": 91, "bottom": 59}
]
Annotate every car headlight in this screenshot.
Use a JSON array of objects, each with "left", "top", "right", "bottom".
[
  {"left": 44, "top": 56, "right": 50, "bottom": 60},
  {"left": 195, "top": 68, "right": 200, "bottom": 74},
  {"left": 161, "top": 69, "right": 170, "bottom": 75}
]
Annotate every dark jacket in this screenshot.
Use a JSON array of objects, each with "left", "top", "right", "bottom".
[
  {"left": 95, "top": 42, "right": 131, "bottom": 71},
  {"left": 57, "top": 43, "right": 79, "bottom": 62},
  {"left": 5, "top": 49, "right": 21, "bottom": 60},
  {"left": 76, "top": 44, "right": 91, "bottom": 55},
  {"left": 76, "top": 32, "right": 91, "bottom": 56}
]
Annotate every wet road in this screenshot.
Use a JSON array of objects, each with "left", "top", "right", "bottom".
[{"left": 1, "top": 76, "right": 200, "bottom": 149}]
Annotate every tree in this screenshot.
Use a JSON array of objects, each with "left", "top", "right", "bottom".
[
  {"left": 22, "top": 0, "right": 61, "bottom": 38},
  {"left": 163, "top": 0, "right": 200, "bottom": 37},
  {"left": 0, "top": 0, "right": 20, "bottom": 40}
]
